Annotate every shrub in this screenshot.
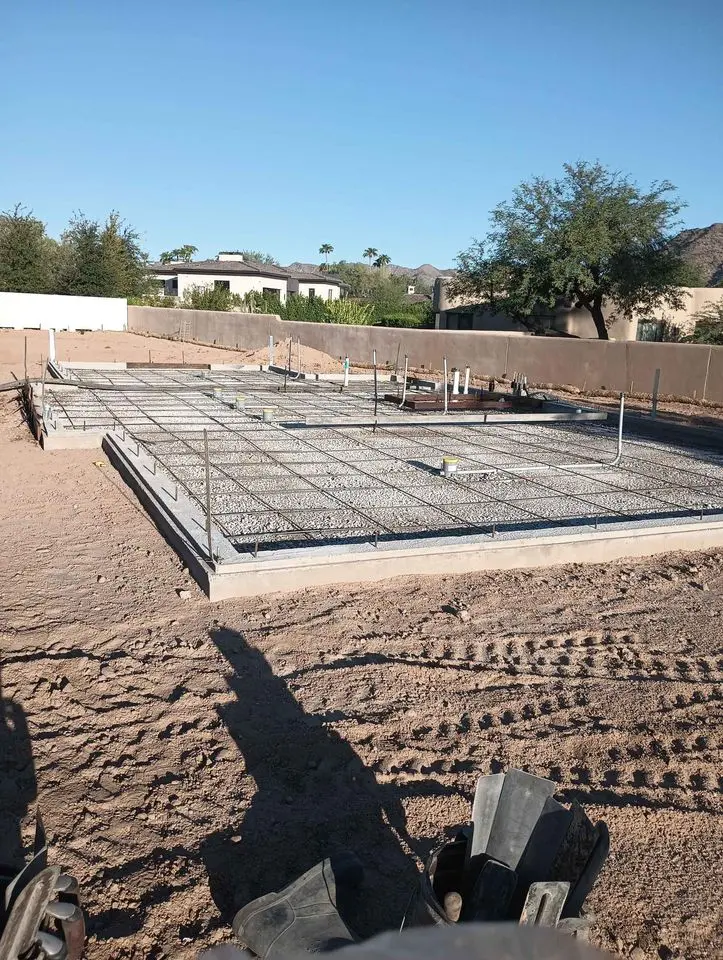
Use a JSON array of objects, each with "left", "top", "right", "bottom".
[
  {"left": 325, "top": 299, "right": 374, "bottom": 325},
  {"left": 376, "top": 311, "right": 434, "bottom": 328}
]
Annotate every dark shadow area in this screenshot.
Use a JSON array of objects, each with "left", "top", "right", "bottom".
[
  {"left": 200, "top": 629, "right": 451, "bottom": 939},
  {"left": 0, "top": 668, "right": 37, "bottom": 908}
]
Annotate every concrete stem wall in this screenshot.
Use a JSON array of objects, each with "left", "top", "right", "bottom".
[{"left": 127, "top": 306, "right": 723, "bottom": 403}]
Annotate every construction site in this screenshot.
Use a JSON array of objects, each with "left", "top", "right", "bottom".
[{"left": 1, "top": 328, "right": 722, "bottom": 959}]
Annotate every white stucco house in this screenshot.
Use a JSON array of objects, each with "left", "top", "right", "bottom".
[{"left": 151, "top": 253, "right": 344, "bottom": 303}]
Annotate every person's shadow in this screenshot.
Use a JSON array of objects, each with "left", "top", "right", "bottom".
[
  {"left": 201, "top": 628, "right": 450, "bottom": 940},
  {"left": 0, "top": 668, "right": 37, "bottom": 915}
]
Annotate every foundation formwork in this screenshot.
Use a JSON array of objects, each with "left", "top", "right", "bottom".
[{"left": 37, "top": 362, "right": 723, "bottom": 598}]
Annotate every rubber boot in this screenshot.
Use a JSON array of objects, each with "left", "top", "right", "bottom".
[{"left": 232, "top": 852, "right": 363, "bottom": 957}]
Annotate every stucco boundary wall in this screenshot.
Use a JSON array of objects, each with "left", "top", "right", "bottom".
[{"left": 127, "top": 306, "right": 723, "bottom": 403}]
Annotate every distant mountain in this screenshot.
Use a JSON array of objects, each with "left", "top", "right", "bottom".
[
  {"left": 286, "top": 261, "right": 454, "bottom": 280},
  {"left": 673, "top": 223, "right": 723, "bottom": 286}
]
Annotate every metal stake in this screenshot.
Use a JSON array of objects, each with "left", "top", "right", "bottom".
[
  {"left": 443, "top": 356, "right": 449, "bottom": 415},
  {"left": 399, "top": 356, "right": 409, "bottom": 408},
  {"left": 285, "top": 339, "right": 292, "bottom": 392},
  {"left": 373, "top": 349, "right": 379, "bottom": 419},
  {"left": 203, "top": 429, "right": 214, "bottom": 565},
  {"left": 651, "top": 368, "right": 661, "bottom": 419},
  {"left": 24, "top": 336, "right": 27, "bottom": 381}
]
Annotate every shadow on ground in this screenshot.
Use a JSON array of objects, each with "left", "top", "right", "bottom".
[
  {"left": 200, "top": 628, "right": 451, "bottom": 939},
  {"left": 0, "top": 668, "right": 37, "bottom": 910}
]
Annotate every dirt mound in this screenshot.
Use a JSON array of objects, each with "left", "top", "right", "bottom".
[{"left": 240, "top": 337, "right": 343, "bottom": 373}]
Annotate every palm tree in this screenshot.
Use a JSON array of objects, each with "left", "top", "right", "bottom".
[
  {"left": 319, "top": 243, "right": 334, "bottom": 266},
  {"left": 363, "top": 247, "right": 378, "bottom": 267},
  {"left": 373, "top": 253, "right": 391, "bottom": 270}
]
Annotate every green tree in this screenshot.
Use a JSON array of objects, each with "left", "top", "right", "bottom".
[
  {"left": 373, "top": 253, "right": 391, "bottom": 270},
  {"left": 453, "top": 161, "right": 692, "bottom": 340},
  {"left": 363, "top": 247, "right": 378, "bottom": 267},
  {"left": 687, "top": 300, "right": 723, "bottom": 344},
  {"left": 159, "top": 244, "right": 197, "bottom": 263},
  {"left": 319, "top": 243, "right": 334, "bottom": 266},
  {"left": 0, "top": 205, "right": 56, "bottom": 293},
  {"left": 58, "top": 212, "right": 150, "bottom": 298},
  {"left": 236, "top": 250, "right": 279, "bottom": 265}
]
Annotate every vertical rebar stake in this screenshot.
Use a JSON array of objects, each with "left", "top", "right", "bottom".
[
  {"left": 651, "top": 368, "right": 661, "bottom": 419},
  {"left": 399, "top": 356, "right": 409, "bottom": 408},
  {"left": 203, "top": 429, "right": 214, "bottom": 566},
  {"left": 373, "top": 349, "right": 379, "bottom": 419}
]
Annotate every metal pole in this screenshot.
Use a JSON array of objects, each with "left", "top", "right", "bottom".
[
  {"left": 297, "top": 337, "right": 301, "bottom": 379},
  {"left": 24, "top": 336, "right": 27, "bottom": 381},
  {"left": 651, "top": 368, "right": 661, "bottom": 419},
  {"left": 617, "top": 392, "right": 625, "bottom": 461},
  {"left": 268, "top": 334, "right": 275, "bottom": 366},
  {"left": 394, "top": 342, "right": 401, "bottom": 381},
  {"left": 399, "top": 356, "right": 409, "bottom": 408},
  {"left": 48, "top": 328, "right": 56, "bottom": 364},
  {"left": 373, "top": 349, "right": 379, "bottom": 419},
  {"left": 443, "top": 356, "right": 448, "bottom": 415},
  {"left": 203, "top": 429, "right": 214, "bottom": 565},
  {"left": 343, "top": 355, "right": 350, "bottom": 389},
  {"left": 285, "top": 339, "right": 292, "bottom": 392}
]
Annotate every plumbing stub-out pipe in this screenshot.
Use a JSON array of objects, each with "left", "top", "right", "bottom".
[
  {"left": 463, "top": 367, "right": 470, "bottom": 395},
  {"left": 262, "top": 407, "right": 274, "bottom": 423},
  {"left": 440, "top": 456, "right": 460, "bottom": 478},
  {"left": 234, "top": 394, "right": 246, "bottom": 410},
  {"left": 343, "top": 356, "right": 350, "bottom": 388},
  {"left": 452, "top": 369, "right": 460, "bottom": 395},
  {"left": 441, "top": 393, "right": 626, "bottom": 480}
]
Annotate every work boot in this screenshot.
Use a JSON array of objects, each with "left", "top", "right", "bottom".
[{"left": 232, "top": 851, "right": 363, "bottom": 957}]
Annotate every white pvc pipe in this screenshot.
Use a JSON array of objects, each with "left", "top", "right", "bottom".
[
  {"left": 452, "top": 369, "right": 460, "bottom": 395},
  {"left": 463, "top": 367, "right": 470, "bottom": 395},
  {"left": 343, "top": 355, "right": 350, "bottom": 388},
  {"left": 268, "top": 334, "right": 274, "bottom": 366},
  {"left": 48, "top": 329, "right": 56, "bottom": 364},
  {"left": 454, "top": 394, "right": 626, "bottom": 478},
  {"left": 443, "top": 356, "right": 448, "bottom": 415}
]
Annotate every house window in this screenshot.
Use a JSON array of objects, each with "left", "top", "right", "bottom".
[
  {"left": 327, "top": 289, "right": 333, "bottom": 301},
  {"left": 308, "top": 288, "right": 316, "bottom": 300},
  {"left": 166, "top": 277, "right": 178, "bottom": 296},
  {"left": 262, "top": 287, "right": 280, "bottom": 299},
  {"left": 214, "top": 280, "right": 230, "bottom": 291}
]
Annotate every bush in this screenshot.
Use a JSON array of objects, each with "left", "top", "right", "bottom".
[
  {"left": 325, "top": 299, "right": 374, "bottom": 325},
  {"left": 376, "top": 311, "right": 434, "bottom": 328}
]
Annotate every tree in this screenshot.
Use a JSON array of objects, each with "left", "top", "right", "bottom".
[
  {"left": 453, "top": 161, "right": 693, "bottom": 340},
  {"left": 58, "top": 212, "right": 150, "bottom": 299},
  {"left": 687, "top": 299, "right": 723, "bottom": 344},
  {"left": 373, "top": 253, "right": 391, "bottom": 270},
  {"left": 237, "top": 250, "right": 279, "bottom": 265},
  {"left": 159, "top": 244, "right": 197, "bottom": 263},
  {"left": 319, "top": 243, "right": 334, "bottom": 266},
  {"left": 363, "top": 247, "right": 378, "bottom": 267},
  {"left": 0, "top": 205, "right": 56, "bottom": 293}
]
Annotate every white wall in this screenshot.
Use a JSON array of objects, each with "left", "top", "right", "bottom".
[
  {"left": 295, "top": 281, "right": 340, "bottom": 301},
  {"left": 0, "top": 292, "right": 127, "bottom": 331},
  {"left": 176, "top": 272, "right": 288, "bottom": 302}
]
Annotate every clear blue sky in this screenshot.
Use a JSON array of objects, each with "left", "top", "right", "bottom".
[{"left": 1, "top": 0, "right": 721, "bottom": 267}]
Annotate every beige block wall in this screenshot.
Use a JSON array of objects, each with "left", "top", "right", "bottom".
[{"left": 127, "top": 306, "right": 723, "bottom": 402}]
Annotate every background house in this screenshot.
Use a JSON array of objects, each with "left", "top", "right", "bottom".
[
  {"left": 286, "top": 268, "right": 343, "bottom": 301},
  {"left": 151, "top": 254, "right": 345, "bottom": 303},
  {"left": 433, "top": 277, "right": 723, "bottom": 340}
]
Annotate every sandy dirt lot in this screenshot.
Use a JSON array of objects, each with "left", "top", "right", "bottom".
[{"left": 0, "top": 333, "right": 721, "bottom": 959}]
